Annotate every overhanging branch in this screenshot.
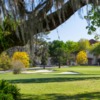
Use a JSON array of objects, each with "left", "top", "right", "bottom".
[{"left": 0, "top": 0, "right": 99, "bottom": 53}]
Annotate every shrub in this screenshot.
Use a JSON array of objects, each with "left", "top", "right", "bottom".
[
  {"left": 76, "top": 51, "right": 88, "bottom": 65},
  {"left": 0, "top": 93, "right": 13, "bottom": 100},
  {"left": 12, "top": 52, "right": 30, "bottom": 68},
  {"left": 0, "top": 80, "right": 21, "bottom": 100},
  {"left": 0, "top": 52, "right": 12, "bottom": 70},
  {"left": 12, "top": 60, "right": 25, "bottom": 74}
]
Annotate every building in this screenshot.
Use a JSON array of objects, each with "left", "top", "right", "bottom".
[{"left": 87, "top": 39, "right": 99, "bottom": 65}]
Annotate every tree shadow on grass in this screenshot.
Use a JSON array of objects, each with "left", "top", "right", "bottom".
[
  {"left": 21, "top": 92, "right": 100, "bottom": 100},
  {"left": 8, "top": 76, "right": 100, "bottom": 84}
]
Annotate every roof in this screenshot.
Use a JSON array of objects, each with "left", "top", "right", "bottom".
[{"left": 89, "top": 39, "right": 98, "bottom": 45}]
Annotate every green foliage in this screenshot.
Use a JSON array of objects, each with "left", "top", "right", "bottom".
[
  {"left": 85, "top": 6, "right": 100, "bottom": 39},
  {"left": 49, "top": 40, "right": 65, "bottom": 56},
  {"left": 90, "top": 42, "right": 100, "bottom": 55},
  {"left": 78, "top": 39, "right": 90, "bottom": 51},
  {"left": 49, "top": 40, "right": 66, "bottom": 67},
  {"left": 0, "top": 17, "right": 18, "bottom": 50},
  {"left": 65, "top": 41, "right": 79, "bottom": 53},
  {"left": 49, "top": 40, "right": 80, "bottom": 66},
  {"left": 0, "top": 26, "right": 8, "bottom": 49},
  {"left": 65, "top": 41, "right": 79, "bottom": 62},
  {"left": 12, "top": 52, "right": 30, "bottom": 68},
  {"left": 0, "top": 80, "right": 21, "bottom": 100},
  {"left": 0, "top": 93, "right": 13, "bottom": 100},
  {"left": 0, "top": 52, "right": 12, "bottom": 70},
  {"left": 3, "top": 17, "right": 17, "bottom": 35},
  {"left": 76, "top": 51, "right": 88, "bottom": 65}
]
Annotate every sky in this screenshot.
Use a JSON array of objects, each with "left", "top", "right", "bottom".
[{"left": 47, "top": 6, "right": 95, "bottom": 42}]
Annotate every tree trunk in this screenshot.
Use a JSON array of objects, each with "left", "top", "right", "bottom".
[
  {"left": 43, "top": 65, "right": 46, "bottom": 69},
  {"left": 58, "top": 62, "right": 61, "bottom": 68}
]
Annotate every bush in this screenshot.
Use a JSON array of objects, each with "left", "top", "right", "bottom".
[
  {"left": 76, "top": 51, "right": 88, "bottom": 65},
  {"left": 0, "top": 80, "right": 21, "bottom": 100},
  {"left": 12, "top": 60, "right": 25, "bottom": 74},
  {"left": 0, "top": 93, "right": 13, "bottom": 100},
  {"left": 12, "top": 52, "right": 30, "bottom": 68},
  {"left": 0, "top": 52, "right": 12, "bottom": 70}
]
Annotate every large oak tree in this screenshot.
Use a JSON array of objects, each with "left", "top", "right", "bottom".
[{"left": 0, "top": 0, "right": 99, "bottom": 53}]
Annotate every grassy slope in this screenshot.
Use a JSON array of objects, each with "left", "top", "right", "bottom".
[{"left": 0, "top": 66, "right": 100, "bottom": 100}]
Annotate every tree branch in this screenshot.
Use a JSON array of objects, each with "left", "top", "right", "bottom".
[
  {"left": 42, "top": 0, "right": 89, "bottom": 31},
  {"left": 0, "top": 0, "right": 98, "bottom": 53}
]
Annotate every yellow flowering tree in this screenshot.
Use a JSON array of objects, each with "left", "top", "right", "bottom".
[
  {"left": 12, "top": 52, "right": 30, "bottom": 68},
  {"left": 76, "top": 51, "right": 88, "bottom": 65}
]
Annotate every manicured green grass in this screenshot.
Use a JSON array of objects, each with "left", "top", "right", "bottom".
[{"left": 0, "top": 66, "right": 100, "bottom": 100}]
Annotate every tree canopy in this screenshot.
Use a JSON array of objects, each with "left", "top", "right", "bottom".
[
  {"left": 78, "top": 39, "right": 90, "bottom": 51},
  {"left": 85, "top": 5, "right": 100, "bottom": 39},
  {"left": 49, "top": 40, "right": 65, "bottom": 68},
  {"left": 0, "top": 0, "right": 100, "bottom": 53},
  {"left": 90, "top": 42, "right": 100, "bottom": 55}
]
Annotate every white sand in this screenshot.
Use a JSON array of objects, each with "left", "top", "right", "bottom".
[
  {"left": 21, "top": 70, "right": 79, "bottom": 74},
  {"left": 59, "top": 72, "right": 79, "bottom": 74},
  {"left": 21, "top": 70, "right": 53, "bottom": 74}
]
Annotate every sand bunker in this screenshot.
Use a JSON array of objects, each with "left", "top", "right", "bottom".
[
  {"left": 21, "top": 70, "right": 79, "bottom": 74},
  {"left": 59, "top": 72, "right": 79, "bottom": 74},
  {"left": 21, "top": 70, "right": 53, "bottom": 74}
]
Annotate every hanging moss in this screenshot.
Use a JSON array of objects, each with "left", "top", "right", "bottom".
[{"left": 0, "top": 0, "right": 100, "bottom": 53}]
